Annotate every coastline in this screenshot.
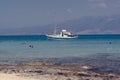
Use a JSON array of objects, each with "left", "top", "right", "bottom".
[{"left": 0, "top": 61, "right": 120, "bottom": 80}]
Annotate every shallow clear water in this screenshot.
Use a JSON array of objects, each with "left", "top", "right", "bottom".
[
  {"left": 0, "top": 35, "right": 120, "bottom": 73},
  {"left": 0, "top": 35, "right": 120, "bottom": 64}
]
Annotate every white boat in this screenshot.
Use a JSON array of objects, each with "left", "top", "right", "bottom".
[{"left": 46, "top": 29, "right": 78, "bottom": 39}]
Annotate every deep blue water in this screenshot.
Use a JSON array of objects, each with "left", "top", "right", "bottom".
[
  {"left": 0, "top": 35, "right": 120, "bottom": 74},
  {"left": 0, "top": 34, "right": 120, "bottom": 41},
  {"left": 0, "top": 34, "right": 120, "bottom": 58}
]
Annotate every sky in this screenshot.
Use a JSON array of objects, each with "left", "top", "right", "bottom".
[{"left": 0, "top": 0, "right": 120, "bottom": 29}]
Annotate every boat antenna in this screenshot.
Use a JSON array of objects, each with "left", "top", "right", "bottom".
[
  {"left": 53, "top": 13, "right": 57, "bottom": 35},
  {"left": 53, "top": 27, "right": 57, "bottom": 35}
]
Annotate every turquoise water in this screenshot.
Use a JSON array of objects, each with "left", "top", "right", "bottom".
[
  {"left": 0, "top": 35, "right": 120, "bottom": 73},
  {"left": 0, "top": 35, "right": 120, "bottom": 64}
]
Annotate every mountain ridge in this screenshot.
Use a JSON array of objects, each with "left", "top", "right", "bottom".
[{"left": 0, "top": 15, "right": 120, "bottom": 35}]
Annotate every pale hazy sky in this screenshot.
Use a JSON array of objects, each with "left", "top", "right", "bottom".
[{"left": 0, "top": 0, "right": 120, "bottom": 29}]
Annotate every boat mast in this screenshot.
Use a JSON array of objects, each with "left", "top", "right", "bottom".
[
  {"left": 53, "top": 27, "right": 57, "bottom": 35},
  {"left": 53, "top": 13, "right": 57, "bottom": 35}
]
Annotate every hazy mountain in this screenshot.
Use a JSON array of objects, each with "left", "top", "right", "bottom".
[{"left": 0, "top": 15, "right": 120, "bottom": 35}]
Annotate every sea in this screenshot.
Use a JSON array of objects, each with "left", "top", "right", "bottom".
[{"left": 0, "top": 35, "right": 120, "bottom": 74}]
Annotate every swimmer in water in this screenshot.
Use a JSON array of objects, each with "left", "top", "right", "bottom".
[
  {"left": 29, "top": 45, "right": 33, "bottom": 48},
  {"left": 109, "top": 42, "right": 112, "bottom": 44}
]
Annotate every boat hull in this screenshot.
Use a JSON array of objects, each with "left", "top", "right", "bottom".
[{"left": 46, "top": 35, "right": 78, "bottom": 39}]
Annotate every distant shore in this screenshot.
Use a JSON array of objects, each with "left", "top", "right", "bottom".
[{"left": 0, "top": 61, "right": 120, "bottom": 80}]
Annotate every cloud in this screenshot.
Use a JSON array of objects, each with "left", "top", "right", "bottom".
[
  {"left": 88, "top": 0, "right": 106, "bottom": 2},
  {"left": 114, "top": 1, "right": 120, "bottom": 8},
  {"left": 88, "top": 0, "right": 120, "bottom": 8},
  {"left": 88, "top": 0, "right": 107, "bottom": 8},
  {"left": 97, "top": 3, "right": 107, "bottom": 8},
  {"left": 66, "top": 9, "right": 72, "bottom": 13},
  {"left": 88, "top": 0, "right": 107, "bottom": 2}
]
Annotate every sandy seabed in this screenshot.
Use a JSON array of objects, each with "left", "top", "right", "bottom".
[
  {"left": 0, "top": 61, "right": 120, "bottom": 80},
  {"left": 0, "top": 73, "right": 79, "bottom": 80},
  {"left": 0, "top": 73, "right": 39, "bottom": 80}
]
